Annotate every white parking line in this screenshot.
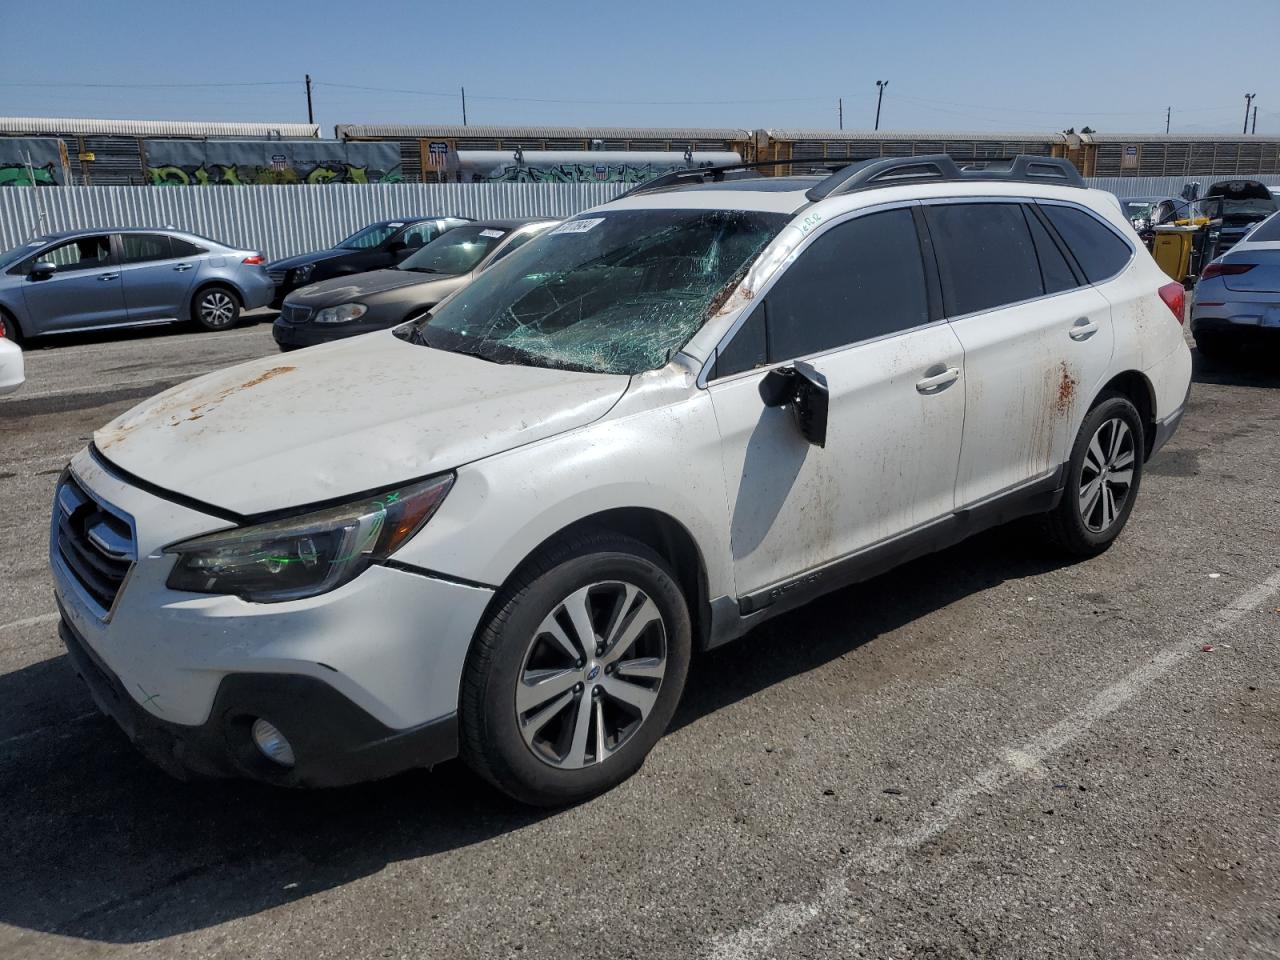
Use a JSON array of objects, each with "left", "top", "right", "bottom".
[
  {"left": 708, "top": 570, "right": 1280, "bottom": 960},
  {"left": 0, "top": 612, "right": 59, "bottom": 633}
]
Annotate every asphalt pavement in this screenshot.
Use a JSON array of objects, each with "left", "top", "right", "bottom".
[{"left": 1, "top": 319, "right": 1278, "bottom": 960}]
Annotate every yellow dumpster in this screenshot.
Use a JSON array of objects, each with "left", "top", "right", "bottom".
[{"left": 1152, "top": 225, "right": 1200, "bottom": 283}]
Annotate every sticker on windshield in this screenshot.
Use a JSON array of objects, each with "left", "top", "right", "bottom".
[
  {"left": 387, "top": 222, "right": 405, "bottom": 229},
  {"left": 551, "top": 218, "right": 604, "bottom": 235},
  {"left": 479, "top": 229, "right": 504, "bottom": 238}
]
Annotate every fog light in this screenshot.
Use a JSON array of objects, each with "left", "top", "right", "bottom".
[{"left": 251, "top": 718, "right": 296, "bottom": 767}]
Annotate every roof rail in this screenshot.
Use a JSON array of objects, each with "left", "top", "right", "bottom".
[
  {"left": 806, "top": 154, "right": 1085, "bottom": 201},
  {"left": 618, "top": 158, "right": 846, "bottom": 199}
]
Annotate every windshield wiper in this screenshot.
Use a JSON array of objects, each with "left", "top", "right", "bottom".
[{"left": 401, "top": 266, "right": 439, "bottom": 274}]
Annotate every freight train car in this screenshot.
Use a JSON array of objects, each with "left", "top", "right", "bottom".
[
  {"left": 750, "top": 129, "right": 1068, "bottom": 168},
  {"left": 1069, "top": 133, "right": 1280, "bottom": 178},
  {"left": 0, "top": 118, "right": 320, "bottom": 185},
  {"left": 335, "top": 125, "right": 753, "bottom": 182}
]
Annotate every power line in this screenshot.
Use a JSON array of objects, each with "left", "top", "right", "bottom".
[
  {"left": 313, "top": 80, "right": 829, "bottom": 106},
  {"left": 0, "top": 79, "right": 297, "bottom": 89}
]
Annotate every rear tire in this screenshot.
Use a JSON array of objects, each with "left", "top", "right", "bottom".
[
  {"left": 193, "top": 286, "right": 241, "bottom": 331},
  {"left": 1042, "top": 392, "right": 1144, "bottom": 558},
  {"left": 460, "top": 531, "right": 691, "bottom": 806}
]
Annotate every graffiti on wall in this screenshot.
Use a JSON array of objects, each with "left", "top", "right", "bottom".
[
  {"left": 0, "top": 163, "right": 59, "bottom": 187},
  {"left": 144, "top": 139, "right": 404, "bottom": 186},
  {"left": 477, "top": 162, "right": 677, "bottom": 184},
  {"left": 0, "top": 138, "right": 69, "bottom": 186}
]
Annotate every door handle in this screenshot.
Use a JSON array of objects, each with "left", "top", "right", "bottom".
[
  {"left": 1069, "top": 317, "right": 1098, "bottom": 341},
  {"left": 97, "top": 273, "right": 119, "bottom": 281},
  {"left": 173, "top": 262, "right": 193, "bottom": 272},
  {"left": 915, "top": 365, "right": 960, "bottom": 394}
]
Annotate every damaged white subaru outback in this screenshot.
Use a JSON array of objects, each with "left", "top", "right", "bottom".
[{"left": 52, "top": 156, "right": 1191, "bottom": 805}]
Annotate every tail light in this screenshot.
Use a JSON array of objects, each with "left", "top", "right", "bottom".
[
  {"left": 241, "top": 254, "right": 265, "bottom": 265},
  {"left": 1200, "top": 262, "right": 1254, "bottom": 281},
  {"left": 1157, "top": 281, "right": 1185, "bottom": 325}
]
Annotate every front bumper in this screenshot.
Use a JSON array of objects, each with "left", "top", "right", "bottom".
[
  {"left": 61, "top": 612, "right": 459, "bottom": 787},
  {"left": 272, "top": 317, "right": 392, "bottom": 349},
  {"left": 51, "top": 447, "right": 495, "bottom": 785}
]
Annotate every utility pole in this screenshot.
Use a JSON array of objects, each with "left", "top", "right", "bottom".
[
  {"left": 461, "top": 86, "right": 468, "bottom": 126},
  {"left": 874, "top": 80, "right": 889, "bottom": 131},
  {"left": 1165, "top": 106, "right": 1170, "bottom": 134},
  {"left": 838, "top": 97, "right": 843, "bottom": 130},
  {"left": 1243, "top": 93, "right": 1256, "bottom": 134},
  {"left": 1252, "top": 105, "right": 1258, "bottom": 135},
  {"left": 305, "top": 74, "right": 314, "bottom": 125}
]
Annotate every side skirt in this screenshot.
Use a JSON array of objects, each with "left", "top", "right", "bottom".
[{"left": 705, "top": 467, "right": 1064, "bottom": 650}]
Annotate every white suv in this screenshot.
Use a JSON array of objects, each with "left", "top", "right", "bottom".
[{"left": 51, "top": 156, "right": 1191, "bottom": 805}]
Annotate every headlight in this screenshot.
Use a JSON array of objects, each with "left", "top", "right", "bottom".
[
  {"left": 313, "top": 302, "right": 367, "bottom": 324},
  {"left": 165, "top": 474, "right": 454, "bottom": 602},
  {"left": 292, "top": 263, "right": 315, "bottom": 283}
]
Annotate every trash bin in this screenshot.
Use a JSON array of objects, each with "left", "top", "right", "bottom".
[{"left": 1152, "top": 225, "right": 1200, "bottom": 283}]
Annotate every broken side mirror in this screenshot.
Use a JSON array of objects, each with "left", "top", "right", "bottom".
[{"left": 758, "top": 361, "right": 828, "bottom": 448}]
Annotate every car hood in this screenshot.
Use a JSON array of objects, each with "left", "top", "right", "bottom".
[
  {"left": 94, "top": 331, "right": 629, "bottom": 515},
  {"left": 285, "top": 269, "right": 456, "bottom": 306},
  {"left": 267, "top": 249, "right": 350, "bottom": 271}
]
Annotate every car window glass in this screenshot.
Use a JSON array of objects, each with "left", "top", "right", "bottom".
[
  {"left": 925, "top": 203, "right": 1043, "bottom": 315},
  {"left": 337, "top": 223, "right": 399, "bottom": 250},
  {"left": 486, "top": 228, "right": 543, "bottom": 266},
  {"left": 763, "top": 208, "right": 929, "bottom": 361},
  {"left": 39, "top": 235, "right": 112, "bottom": 273},
  {"left": 399, "top": 226, "right": 507, "bottom": 275},
  {"left": 1249, "top": 213, "right": 1280, "bottom": 242},
  {"left": 1025, "top": 208, "right": 1079, "bottom": 294},
  {"left": 715, "top": 308, "right": 767, "bottom": 377},
  {"left": 169, "top": 237, "right": 206, "bottom": 257},
  {"left": 1040, "top": 205, "right": 1133, "bottom": 283},
  {"left": 399, "top": 223, "right": 437, "bottom": 250},
  {"left": 121, "top": 233, "right": 172, "bottom": 264}
]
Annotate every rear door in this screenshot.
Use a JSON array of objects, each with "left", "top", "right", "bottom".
[
  {"left": 18, "top": 234, "right": 126, "bottom": 333},
  {"left": 708, "top": 205, "right": 967, "bottom": 597},
  {"left": 926, "top": 200, "right": 1115, "bottom": 508},
  {"left": 117, "top": 233, "right": 200, "bottom": 321}
]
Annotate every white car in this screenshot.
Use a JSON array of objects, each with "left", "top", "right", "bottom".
[
  {"left": 0, "top": 333, "right": 24, "bottom": 395},
  {"left": 51, "top": 155, "right": 1192, "bottom": 805}
]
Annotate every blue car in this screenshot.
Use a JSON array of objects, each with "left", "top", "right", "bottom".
[{"left": 0, "top": 228, "right": 274, "bottom": 343}]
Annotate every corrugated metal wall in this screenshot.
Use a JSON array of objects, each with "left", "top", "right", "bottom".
[
  {"left": 1089, "top": 174, "right": 1280, "bottom": 197},
  {"left": 0, "top": 182, "right": 630, "bottom": 260}
]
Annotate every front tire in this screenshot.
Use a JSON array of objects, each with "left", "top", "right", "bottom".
[
  {"left": 193, "top": 287, "right": 241, "bottom": 331},
  {"left": 460, "top": 532, "right": 692, "bottom": 806},
  {"left": 1042, "top": 392, "right": 1144, "bottom": 557}
]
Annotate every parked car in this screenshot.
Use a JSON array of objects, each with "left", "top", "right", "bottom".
[
  {"left": 1190, "top": 209, "right": 1280, "bottom": 357},
  {"left": 53, "top": 155, "right": 1191, "bottom": 806},
  {"left": 1116, "top": 195, "right": 1166, "bottom": 230},
  {"left": 0, "top": 228, "right": 273, "bottom": 342},
  {"left": 272, "top": 219, "right": 558, "bottom": 350},
  {"left": 266, "top": 217, "right": 472, "bottom": 306},
  {"left": 0, "top": 332, "right": 23, "bottom": 395}
]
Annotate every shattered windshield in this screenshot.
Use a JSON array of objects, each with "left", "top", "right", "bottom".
[
  {"left": 401, "top": 209, "right": 788, "bottom": 374},
  {"left": 397, "top": 225, "right": 507, "bottom": 275}
]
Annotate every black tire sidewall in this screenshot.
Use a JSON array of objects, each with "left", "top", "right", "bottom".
[
  {"left": 464, "top": 541, "right": 691, "bottom": 806},
  {"left": 1059, "top": 394, "right": 1145, "bottom": 552},
  {"left": 194, "top": 287, "right": 241, "bottom": 331}
]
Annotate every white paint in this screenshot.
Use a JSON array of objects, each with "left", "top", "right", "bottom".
[
  {"left": 709, "top": 570, "right": 1280, "bottom": 960},
  {"left": 0, "top": 336, "right": 24, "bottom": 396},
  {"left": 0, "top": 611, "right": 59, "bottom": 632}
]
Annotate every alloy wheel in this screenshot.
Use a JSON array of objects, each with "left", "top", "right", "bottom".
[
  {"left": 200, "top": 291, "right": 236, "bottom": 327},
  {"left": 1078, "top": 416, "right": 1135, "bottom": 533},
  {"left": 515, "top": 580, "right": 667, "bottom": 769}
]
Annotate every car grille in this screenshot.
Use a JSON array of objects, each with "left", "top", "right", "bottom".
[
  {"left": 267, "top": 267, "right": 288, "bottom": 284},
  {"left": 53, "top": 475, "right": 135, "bottom": 617},
  {"left": 280, "top": 303, "right": 313, "bottom": 325}
]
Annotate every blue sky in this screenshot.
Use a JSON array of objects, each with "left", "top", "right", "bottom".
[{"left": 2, "top": 0, "right": 1277, "bottom": 136}]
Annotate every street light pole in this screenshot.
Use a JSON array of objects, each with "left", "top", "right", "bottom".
[
  {"left": 874, "top": 80, "right": 889, "bottom": 131},
  {"left": 305, "top": 74, "right": 314, "bottom": 126},
  {"left": 1243, "top": 93, "right": 1256, "bottom": 134}
]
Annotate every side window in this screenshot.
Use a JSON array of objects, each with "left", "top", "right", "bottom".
[
  {"left": 399, "top": 223, "right": 437, "bottom": 250},
  {"left": 487, "top": 229, "right": 540, "bottom": 266},
  {"left": 38, "top": 235, "right": 112, "bottom": 273},
  {"left": 924, "top": 203, "right": 1043, "bottom": 315},
  {"left": 761, "top": 208, "right": 930, "bottom": 362},
  {"left": 715, "top": 308, "right": 767, "bottom": 377},
  {"left": 1039, "top": 204, "right": 1133, "bottom": 283},
  {"left": 1024, "top": 207, "right": 1079, "bottom": 294},
  {"left": 120, "top": 233, "right": 172, "bottom": 264},
  {"left": 169, "top": 237, "right": 207, "bottom": 257}
]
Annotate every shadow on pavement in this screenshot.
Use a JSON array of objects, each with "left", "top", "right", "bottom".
[
  {"left": 1190, "top": 336, "right": 1280, "bottom": 389},
  {"left": 0, "top": 524, "right": 1069, "bottom": 944}
]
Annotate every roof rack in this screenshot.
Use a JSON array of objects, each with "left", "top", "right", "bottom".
[
  {"left": 805, "top": 154, "right": 1084, "bottom": 201},
  {"left": 617, "top": 158, "right": 847, "bottom": 199}
]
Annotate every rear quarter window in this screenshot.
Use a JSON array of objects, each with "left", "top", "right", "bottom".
[{"left": 1040, "top": 204, "right": 1133, "bottom": 283}]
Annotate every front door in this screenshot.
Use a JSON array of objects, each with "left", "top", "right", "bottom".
[
  {"left": 19, "top": 234, "right": 127, "bottom": 333},
  {"left": 707, "top": 206, "right": 967, "bottom": 599}
]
